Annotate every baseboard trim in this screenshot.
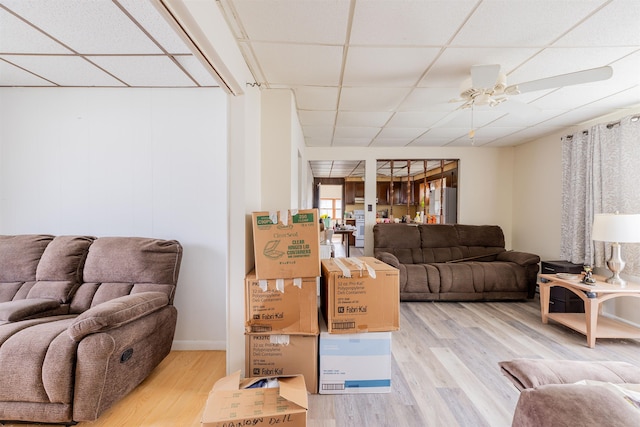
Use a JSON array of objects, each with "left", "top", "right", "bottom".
[{"left": 171, "top": 340, "right": 226, "bottom": 351}]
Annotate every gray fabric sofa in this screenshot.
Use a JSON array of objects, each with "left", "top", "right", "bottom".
[
  {"left": 0, "top": 234, "right": 182, "bottom": 425},
  {"left": 373, "top": 223, "right": 540, "bottom": 301},
  {"left": 500, "top": 359, "right": 640, "bottom": 427}
]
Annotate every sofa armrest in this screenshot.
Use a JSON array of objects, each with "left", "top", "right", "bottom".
[
  {"left": 496, "top": 250, "right": 540, "bottom": 266},
  {"left": 375, "top": 251, "right": 400, "bottom": 269},
  {"left": 67, "top": 292, "right": 169, "bottom": 342},
  {"left": 499, "top": 359, "right": 640, "bottom": 392},
  {"left": 0, "top": 298, "right": 61, "bottom": 321}
]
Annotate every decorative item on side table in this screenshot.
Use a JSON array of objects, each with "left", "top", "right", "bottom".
[
  {"left": 582, "top": 265, "right": 596, "bottom": 285},
  {"left": 591, "top": 212, "right": 640, "bottom": 287}
]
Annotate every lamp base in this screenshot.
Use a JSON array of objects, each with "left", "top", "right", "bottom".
[{"left": 606, "top": 242, "right": 626, "bottom": 287}]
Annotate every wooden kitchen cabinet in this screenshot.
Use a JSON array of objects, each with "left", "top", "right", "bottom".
[
  {"left": 376, "top": 182, "right": 390, "bottom": 205},
  {"left": 345, "top": 181, "right": 364, "bottom": 204}
]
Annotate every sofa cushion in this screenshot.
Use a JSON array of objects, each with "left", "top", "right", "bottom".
[
  {"left": 83, "top": 237, "right": 182, "bottom": 285},
  {"left": 500, "top": 358, "right": 640, "bottom": 391},
  {"left": 373, "top": 224, "right": 423, "bottom": 264},
  {"left": 0, "top": 235, "right": 54, "bottom": 282},
  {"left": 512, "top": 383, "right": 640, "bottom": 427},
  {"left": 35, "top": 236, "right": 94, "bottom": 282},
  {"left": 68, "top": 292, "right": 169, "bottom": 342}
]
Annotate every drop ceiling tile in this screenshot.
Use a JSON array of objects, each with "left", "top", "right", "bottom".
[
  {"left": 5, "top": 0, "right": 162, "bottom": 54},
  {"left": 0, "top": 58, "right": 54, "bottom": 86},
  {"left": 334, "top": 126, "right": 380, "bottom": 138},
  {"left": 541, "top": 107, "right": 617, "bottom": 128},
  {"left": 298, "top": 110, "right": 336, "bottom": 126},
  {"left": 294, "top": 86, "right": 339, "bottom": 110},
  {"left": 1, "top": 55, "right": 124, "bottom": 86},
  {"left": 409, "top": 136, "right": 458, "bottom": 147},
  {"left": 332, "top": 138, "right": 372, "bottom": 147},
  {"left": 88, "top": 56, "right": 196, "bottom": 86},
  {"left": 231, "top": 0, "right": 350, "bottom": 44},
  {"left": 339, "top": 87, "right": 411, "bottom": 111},
  {"left": 118, "top": 0, "right": 192, "bottom": 54},
  {"left": 399, "top": 88, "right": 460, "bottom": 111},
  {"left": 252, "top": 43, "right": 342, "bottom": 86},
  {"left": 0, "top": 8, "right": 72, "bottom": 54},
  {"left": 343, "top": 46, "right": 440, "bottom": 87},
  {"left": 451, "top": 0, "right": 606, "bottom": 47},
  {"left": 303, "top": 125, "right": 334, "bottom": 138},
  {"left": 370, "top": 138, "right": 412, "bottom": 147},
  {"left": 350, "top": 0, "right": 476, "bottom": 45},
  {"left": 555, "top": 0, "right": 640, "bottom": 47},
  {"left": 336, "top": 111, "right": 392, "bottom": 127},
  {"left": 305, "top": 137, "right": 332, "bottom": 147},
  {"left": 377, "top": 127, "right": 427, "bottom": 139},
  {"left": 387, "top": 111, "right": 448, "bottom": 128},
  {"left": 490, "top": 108, "right": 567, "bottom": 127},
  {"left": 436, "top": 107, "right": 505, "bottom": 129},
  {"left": 174, "top": 55, "right": 219, "bottom": 87}
]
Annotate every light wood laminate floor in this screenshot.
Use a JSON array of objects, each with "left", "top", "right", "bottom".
[{"left": 3, "top": 298, "right": 639, "bottom": 427}]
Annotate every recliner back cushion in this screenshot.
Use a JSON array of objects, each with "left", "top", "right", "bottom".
[
  {"left": 419, "top": 225, "right": 467, "bottom": 263},
  {"left": 0, "top": 235, "right": 54, "bottom": 302},
  {"left": 373, "top": 224, "right": 423, "bottom": 264},
  {"left": 27, "top": 235, "right": 95, "bottom": 303},
  {"left": 70, "top": 237, "right": 182, "bottom": 313}
]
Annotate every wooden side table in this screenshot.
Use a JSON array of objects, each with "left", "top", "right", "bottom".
[{"left": 539, "top": 273, "right": 640, "bottom": 348}]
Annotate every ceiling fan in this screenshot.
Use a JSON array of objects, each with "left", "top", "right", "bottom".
[
  {"left": 452, "top": 63, "right": 613, "bottom": 111},
  {"left": 440, "top": 63, "right": 613, "bottom": 139}
]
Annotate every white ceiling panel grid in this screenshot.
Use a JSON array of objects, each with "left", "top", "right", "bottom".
[{"left": 2, "top": 0, "right": 640, "bottom": 177}]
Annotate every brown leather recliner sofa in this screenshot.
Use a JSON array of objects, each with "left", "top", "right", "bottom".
[
  {"left": 373, "top": 223, "right": 540, "bottom": 301},
  {"left": 0, "top": 234, "right": 182, "bottom": 425}
]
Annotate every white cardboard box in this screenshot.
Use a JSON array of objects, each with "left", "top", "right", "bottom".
[{"left": 318, "top": 314, "right": 392, "bottom": 394}]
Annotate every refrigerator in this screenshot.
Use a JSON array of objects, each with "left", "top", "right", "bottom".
[{"left": 429, "top": 188, "right": 457, "bottom": 224}]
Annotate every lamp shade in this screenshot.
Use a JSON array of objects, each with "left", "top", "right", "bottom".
[{"left": 591, "top": 213, "right": 640, "bottom": 243}]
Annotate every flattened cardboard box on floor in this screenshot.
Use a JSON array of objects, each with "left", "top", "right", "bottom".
[
  {"left": 318, "top": 314, "right": 392, "bottom": 394},
  {"left": 245, "top": 333, "right": 318, "bottom": 394},
  {"left": 245, "top": 271, "right": 319, "bottom": 334},
  {"left": 252, "top": 209, "right": 320, "bottom": 280},
  {"left": 321, "top": 257, "right": 399, "bottom": 334},
  {"left": 201, "top": 371, "right": 308, "bottom": 427}
]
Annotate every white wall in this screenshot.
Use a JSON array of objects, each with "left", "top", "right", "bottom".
[{"left": 0, "top": 87, "right": 228, "bottom": 350}]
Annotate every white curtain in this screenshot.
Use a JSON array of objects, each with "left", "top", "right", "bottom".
[{"left": 561, "top": 114, "right": 640, "bottom": 275}]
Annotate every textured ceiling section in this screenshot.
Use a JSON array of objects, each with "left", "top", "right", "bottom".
[
  {"left": 220, "top": 0, "right": 640, "bottom": 154},
  {"left": 2, "top": 0, "right": 640, "bottom": 178},
  {"left": 0, "top": 0, "right": 218, "bottom": 87}
]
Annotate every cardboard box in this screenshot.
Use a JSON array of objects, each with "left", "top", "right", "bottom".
[
  {"left": 201, "top": 371, "right": 308, "bottom": 427},
  {"left": 252, "top": 209, "right": 320, "bottom": 280},
  {"left": 321, "top": 257, "right": 399, "bottom": 333},
  {"left": 318, "top": 314, "right": 392, "bottom": 394},
  {"left": 245, "top": 271, "right": 319, "bottom": 334},
  {"left": 245, "top": 333, "right": 318, "bottom": 394}
]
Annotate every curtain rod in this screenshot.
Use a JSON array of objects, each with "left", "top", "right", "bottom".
[{"left": 564, "top": 114, "right": 640, "bottom": 139}]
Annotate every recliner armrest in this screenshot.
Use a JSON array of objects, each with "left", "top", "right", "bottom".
[
  {"left": 496, "top": 250, "right": 540, "bottom": 266},
  {"left": 67, "top": 292, "right": 169, "bottom": 342},
  {"left": 375, "top": 251, "right": 400, "bottom": 269},
  {"left": 0, "top": 298, "right": 61, "bottom": 321}
]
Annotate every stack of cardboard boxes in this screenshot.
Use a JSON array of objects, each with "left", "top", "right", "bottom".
[
  {"left": 319, "top": 257, "right": 399, "bottom": 394},
  {"left": 245, "top": 209, "right": 321, "bottom": 394},
  {"left": 202, "top": 208, "right": 400, "bottom": 426}
]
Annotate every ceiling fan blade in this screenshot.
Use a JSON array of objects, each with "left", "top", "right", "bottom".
[
  {"left": 471, "top": 64, "right": 501, "bottom": 88},
  {"left": 507, "top": 65, "right": 613, "bottom": 94}
]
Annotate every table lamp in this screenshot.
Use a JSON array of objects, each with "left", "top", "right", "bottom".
[{"left": 591, "top": 212, "right": 640, "bottom": 286}]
